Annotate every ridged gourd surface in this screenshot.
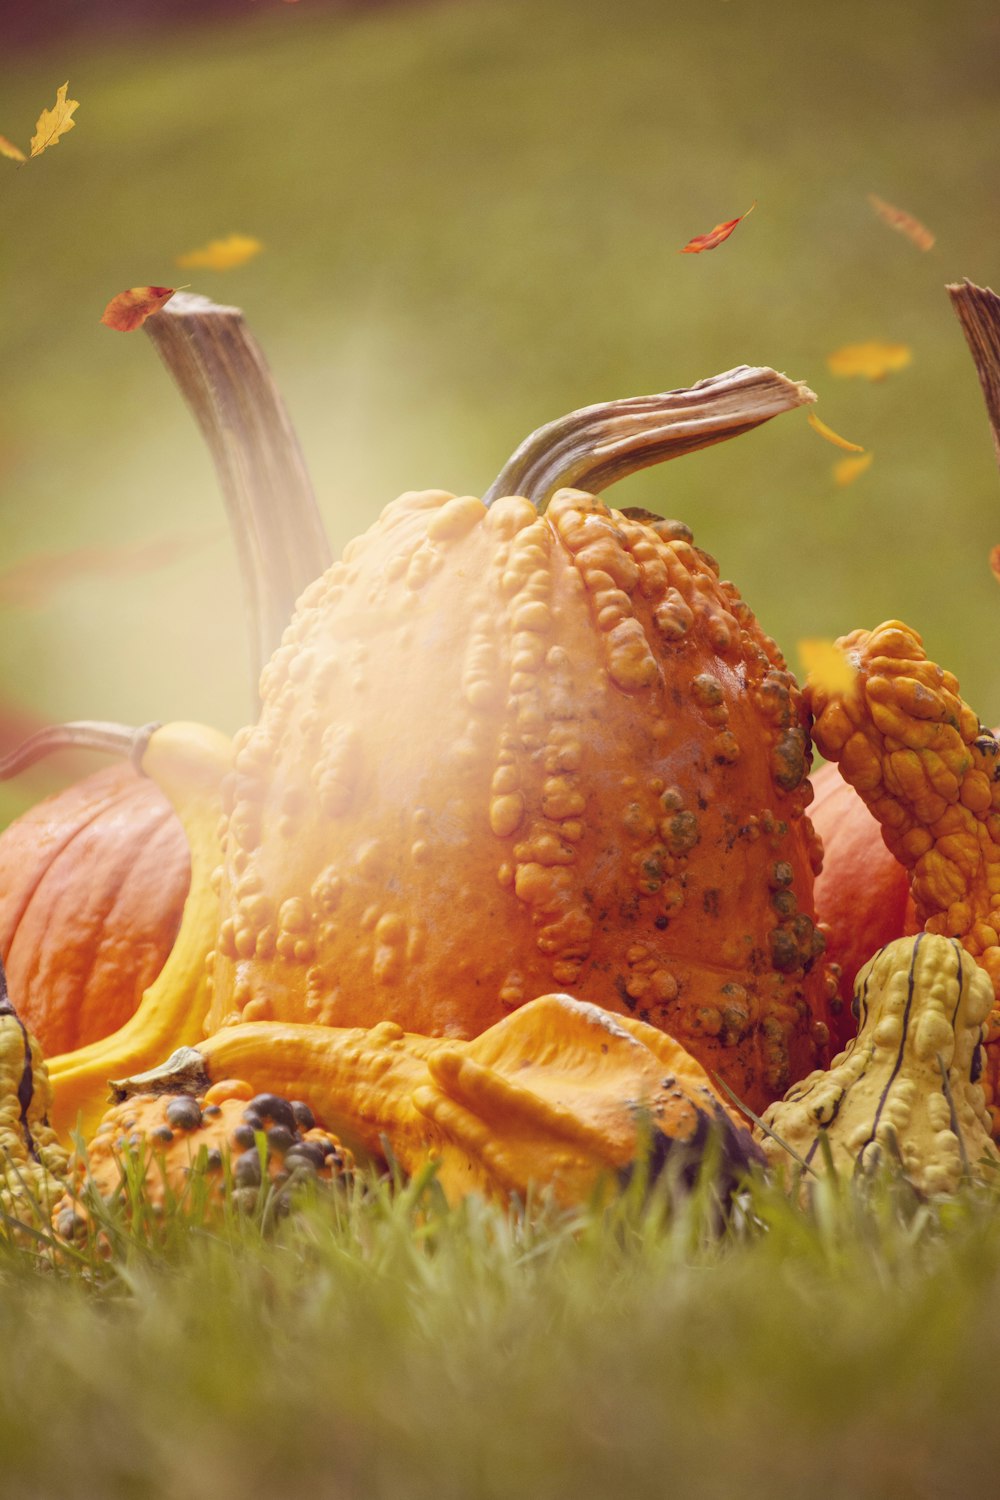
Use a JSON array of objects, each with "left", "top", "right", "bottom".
[{"left": 208, "top": 485, "right": 835, "bottom": 1113}]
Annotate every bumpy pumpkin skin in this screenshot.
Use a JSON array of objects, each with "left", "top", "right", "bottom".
[
  {"left": 758, "top": 934, "right": 999, "bottom": 1197},
  {"left": 208, "top": 487, "right": 833, "bottom": 1113},
  {"left": 0, "top": 763, "right": 189, "bottom": 1054}
]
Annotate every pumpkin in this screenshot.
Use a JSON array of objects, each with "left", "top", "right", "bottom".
[
  {"left": 757, "top": 933, "right": 999, "bottom": 1197},
  {"left": 39, "top": 721, "right": 233, "bottom": 1139},
  {"left": 202, "top": 370, "right": 836, "bottom": 1119},
  {"left": 4, "top": 361, "right": 836, "bottom": 1188},
  {"left": 0, "top": 761, "right": 189, "bottom": 1055},
  {"left": 54, "top": 1082, "right": 352, "bottom": 1237},
  {"left": 809, "top": 758, "right": 918, "bottom": 1052},
  {"left": 110, "top": 993, "right": 763, "bottom": 1208},
  {"left": 806, "top": 620, "right": 1000, "bottom": 1129}
]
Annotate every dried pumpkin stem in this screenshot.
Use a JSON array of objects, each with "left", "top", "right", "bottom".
[
  {"left": 144, "top": 293, "right": 333, "bottom": 696},
  {"left": 483, "top": 365, "right": 816, "bottom": 510},
  {"left": 948, "top": 279, "right": 1000, "bottom": 472},
  {"left": 0, "top": 720, "right": 159, "bottom": 780}
]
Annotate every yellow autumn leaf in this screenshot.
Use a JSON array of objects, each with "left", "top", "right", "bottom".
[
  {"left": 0, "top": 135, "right": 26, "bottom": 163},
  {"left": 29, "top": 82, "right": 79, "bottom": 158},
  {"left": 798, "top": 639, "right": 858, "bottom": 697},
  {"left": 833, "top": 453, "right": 874, "bottom": 487},
  {"left": 827, "top": 341, "right": 912, "bottom": 381},
  {"left": 175, "top": 234, "right": 263, "bottom": 271},
  {"left": 806, "top": 411, "right": 865, "bottom": 453}
]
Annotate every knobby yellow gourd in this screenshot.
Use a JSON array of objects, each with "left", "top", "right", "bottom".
[{"left": 757, "top": 933, "right": 1000, "bottom": 1197}]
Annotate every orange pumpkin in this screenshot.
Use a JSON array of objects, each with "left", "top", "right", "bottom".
[
  {"left": 208, "top": 487, "right": 833, "bottom": 1115},
  {"left": 808, "top": 758, "right": 917, "bottom": 1051},
  {"left": 0, "top": 762, "right": 189, "bottom": 1055}
]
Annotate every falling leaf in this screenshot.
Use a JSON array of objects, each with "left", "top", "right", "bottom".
[
  {"left": 990, "top": 545, "right": 1000, "bottom": 587},
  {"left": 679, "top": 202, "right": 755, "bottom": 254},
  {"left": 807, "top": 411, "right": 865, "bottom": 454},
  {"left": 827, "top": 341, "right": 912, "bottom": 381},
  {"left": 0, "top": 532, "right": 221, "bottom": 611},
  {"left": 175, "top": 234, "right": 263, "bottom": 270},
  {"left": 798, "top": 639, "right": 858, "bottom": 697},
  {"left": 868, "top": 194, "right": 935, "bottom": 252},
  {"left": 0, "top": 135, "right": 25, "bottom": 163},
  {"left": 29, "top": 82, "right": 79, "bottom": 158},
  {"left": 833, "top": 453, "right": 874, "bottom": 487},
  {"left": 101, "top": 286, "right": 177, "bottom": 332}
]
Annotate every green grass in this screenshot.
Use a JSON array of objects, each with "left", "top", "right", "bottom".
[
  {"left": 4, "top": 1155, "right": 1000, "bottom": 1499},
  {"left": 1, "top": 0, "right": 999, "bottom": 823}
]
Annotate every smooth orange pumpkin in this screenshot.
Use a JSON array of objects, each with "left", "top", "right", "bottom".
[
  {"left": 0, "top": 763, "right": 189, "bottom": 1055},
  {"left": 808, "top": 758, "right": 917, "bottom": 1051}
]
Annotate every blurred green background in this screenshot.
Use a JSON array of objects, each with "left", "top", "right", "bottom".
[{"left": 1, "top": 0, "right": 998, "bottom": 822}]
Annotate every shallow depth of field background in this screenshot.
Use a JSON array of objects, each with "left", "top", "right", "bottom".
[{"left": 0, "top": 0, "right": 998, "bottom": 821}]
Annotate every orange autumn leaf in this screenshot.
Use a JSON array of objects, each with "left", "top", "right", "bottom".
[
  {"left": 868, "top": 194, "right": 935, "bottom": 252},
  {"left": 0, "top": 135, "right": 26, "bottom": 163},
  {"left": 101, "top": 286, "right": 177, "bottom": 332},
  {"left": 827, "top": 341, "right": 912, "bottom": 381},
  {"left": 175, "top": 233, "right": 263, "bottom": 271},
  {"left": 990, "top": 544, "right": 1000, "bottom": 587},
  {"left": 29, "top": 82, "right": 79, "bottom": 158},
  {"left": 806, "top": 411, "right": 865, "bottom": 454},
  {"left": 0, "top": 532, "right": 220, "bottom": 611},
  {"left": 833, "top": 453, "right": 874, "bottom": 487},
  {"left": 679, "top": 202, "right": 755, "bottom": 254},
  {"left": 798, "top": 638, "right": 858, "bottom": 697}
]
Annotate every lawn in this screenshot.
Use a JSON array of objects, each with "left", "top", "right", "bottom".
[{"left": 4, "top": 1158, "right": 1000, "bottom": 1499}]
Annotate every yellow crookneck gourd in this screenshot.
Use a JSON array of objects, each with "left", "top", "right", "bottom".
[
  {"left": 108, "top": 993, "right": 761, "bottom": 1208},
  {"left": 805, "top": 619, "right": 1000, "bottom": 1129},
  {"left": 757, "top": 933, "right": 1000, "bottom": 1197}
]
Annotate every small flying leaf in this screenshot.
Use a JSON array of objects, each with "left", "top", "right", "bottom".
[
  {"left": 798, "top": 639, "right": 858, "bottom": 697},
  {"left": 868, "top": 194, "right": 935, "bottom": 252},
  {"left": 990, "top": 545, "right": 1000, "bottom": 587},
  {"left": 833, "top": 453, "right": 874, "bottom": 487},
  {"left": 827, "top": 341, "right": 912, "bottom": 381},
  {"left": 807, "top": 411, "right": 865, "bottom": 453},
  {"left": 101, "top": 286, "right": 176, "bottom": 332},
  {"left": 29, "top": 82, "right": 79, "bottom": 158},
  {"left": 679, "top": 202, "right": 755, "bottom": 254},
  {"left": 0, "top": 135, "right": 26, "bottom": 163},
  {"left": 175, "top": 233, "right": 263, "bottom": 270}
]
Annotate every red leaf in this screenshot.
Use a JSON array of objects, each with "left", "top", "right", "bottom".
[
  {"left": 680, "top": 201, "right": 755, "bottom": 254},
  {"left": 101, "top": 286, "right": 176, "bottom": 332}
]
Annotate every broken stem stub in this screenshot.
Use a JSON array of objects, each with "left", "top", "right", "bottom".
[
  {"left": 144, "top": 293, "right": 332, "bottom": 698},
  {"left": 948, "top": 279, "right": 1000, "bottom": 473}
]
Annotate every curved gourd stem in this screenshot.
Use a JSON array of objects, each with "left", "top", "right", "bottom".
[
  {"left": 144, "top": 293, "right": 333, "bottom": 699},
  {"left": 483, "top": 365, "right": 816, "bottom": 510},
  {"left": 948, "top": 280, "right": 1000, "bottom": 472},
  {"left": 0, "top": 720, "right": 159, "bottom": 781}
]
